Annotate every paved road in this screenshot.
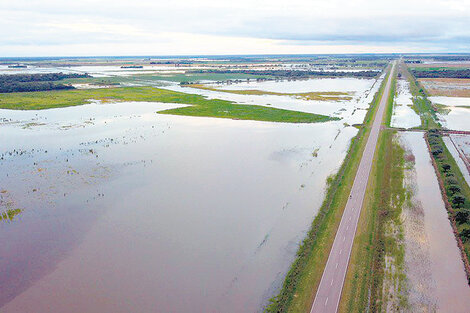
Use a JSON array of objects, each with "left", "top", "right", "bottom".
[{"left": 310, "top": 62, "right": 395, "bottom": 313}]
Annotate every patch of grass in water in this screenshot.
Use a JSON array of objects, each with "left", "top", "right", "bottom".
[
  {"left": 0, "top": 86, "right": 337, "bottom": 123},
  {"left": 1, "top": 208, "right": 22, "bottom": 222}
]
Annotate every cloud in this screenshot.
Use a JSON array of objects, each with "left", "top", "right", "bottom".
[{"left": 0, "top": 0, "right": 469, "bottom": 56}]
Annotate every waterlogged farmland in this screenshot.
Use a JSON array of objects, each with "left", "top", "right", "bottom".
[
  {"left": 391, "top": 79, "right": 420, "bottom": 128},
  {"left": 0, "top": 57, "right": 380, "bottom": 312},
  {"left": 171, "top": 76, "right": 385, "bottom": 125},
  {"left": 399, "top": 132, "right": 470, "bottom": 312},
  {"left": 429, "top": 96, "right": 470, "bottom": 131}
]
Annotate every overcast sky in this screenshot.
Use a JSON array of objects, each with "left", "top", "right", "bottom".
[{"left": 1, "top": 0, "right": 469, "bottom": 56}]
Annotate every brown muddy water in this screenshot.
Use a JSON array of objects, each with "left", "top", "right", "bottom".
[
  {"left": 400, "top": 132, "right": 470, "bottom": 312},
  {"left": 0, "top": 101, "right": 357, "bottom": 313}
]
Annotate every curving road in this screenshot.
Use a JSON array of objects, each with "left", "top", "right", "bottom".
[{"left": 310, "top": 62, "right": 395, "bottom": 313}]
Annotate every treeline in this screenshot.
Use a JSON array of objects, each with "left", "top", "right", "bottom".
[
  {"left": 0, "top": 72, "right": 89, "bottom": 93},
  {"left": 411, "top": 69, "right": 470, "bottom": 79},
  {"left": 428, "top": 129, "right": 470, "bottom": 280},
  {"left": 0, "top": 82, "right": 74, "bottom": 93},
  {"left": 186, "top": 69, "right": 380, "bottom": 78}
]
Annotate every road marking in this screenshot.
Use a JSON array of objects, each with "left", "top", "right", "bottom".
[
  {"left": 325, "top": 297, "right": 329, "bottom": 306},
  {"left": 335, "top": 262, "right": 338, "bottom": 269},
  {"left": 331, "top": 279, "right": 334, "bottom": 286},
  {"left": 339, "top": 249, "right": 342, "bottom": 255}
]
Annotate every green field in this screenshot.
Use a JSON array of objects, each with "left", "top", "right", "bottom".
[{"left": 0, "top": 86, "right": 337, "bottom": 123}]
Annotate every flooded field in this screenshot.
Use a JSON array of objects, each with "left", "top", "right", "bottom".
[
  {"left": 419, "top": 78, "right": 470, "bottom": 97},
  {"left": 169, "top": 76, "right": 384, "bottom": 125},
  {"left": 0, "top": 100, "right": 357, "bottom": 312},
  {"left": 399, "top": 132, "right": 470, "bottom": 312},
  {"left": 429, "top": 96, "right": 470, "bottom": 131},
  {"left": 390, "top": 79, "right": 420, "bottom": 128}
]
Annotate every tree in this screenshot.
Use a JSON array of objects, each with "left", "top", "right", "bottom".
[
  {"left": 446, "top": 177, "right": 459, "bottom": 185},
  {"left": 460, "top": 225, "right": 470, "bottom": 242},
  {"left": 455, "top": 209, "right": 470, "bottom": 224},
  {"left": 452, "top": 193, "right": 466, "bottom": 208},
  {"left": 448, "top": 184, "right": 461, "bottom": 194},
  {"left": 442, "top": 163, "right": 451, "bottom": 172},
  {"left": 431, "top": 146, "right": 443, "bottom": 156}
]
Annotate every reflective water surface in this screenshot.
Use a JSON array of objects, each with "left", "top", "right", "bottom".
[
  {"left": 0, "top": 101, "right": 357, "bottom": 312},
  {"left": 400, "top": 132, "right": 470, "bottom": 312}
]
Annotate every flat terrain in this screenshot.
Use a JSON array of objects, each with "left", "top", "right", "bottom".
[
  {"left": 419, "top": 78, "right": 470, "bottom": 97},
  {"left": 0, "top": 86, "right": 336, "bottom": 123},
  {"left": 310, "top": 62, "right": 394, "bottom": 313}
]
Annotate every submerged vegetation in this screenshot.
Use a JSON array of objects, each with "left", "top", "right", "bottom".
[
  {"left": 185, "top": 84, "right": 353, "bottom": 101},
  {"left": 0, "top": 86, "right": 337, "bottom": 123},
  {"left": 0, "top": 209, "right": 22, "bottom": 222}
]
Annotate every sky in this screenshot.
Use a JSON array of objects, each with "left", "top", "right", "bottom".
[{"left": 1, "top": 0, "right": 469, "bottom": 56}]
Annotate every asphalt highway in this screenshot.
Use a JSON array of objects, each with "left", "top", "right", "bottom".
[{"left": 310, "top": 62, "right": 395, "bottom": 313}]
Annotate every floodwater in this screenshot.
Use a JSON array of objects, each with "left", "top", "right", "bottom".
[
  {"left": 400, "top": 132, "right": 470, "bottom": 312},
  {"left": 443, "top": 135, "right": 470, "bottom": 187},
  {"left": 390, "top": 79, "right": 420, "bottom": 128},
  {"left": 0, "top": 101, "right": 357, "bottom": 313},
  {"left": 167, "top": 75, "right": 385, "bottom": 125},
  {"left": 429, "top": 96, "right": 470, "bottom": 131},
  {"left": 430, "top": 96, "right": 470, "bottom": 107}
]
